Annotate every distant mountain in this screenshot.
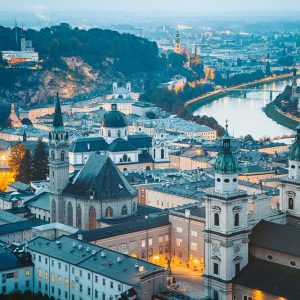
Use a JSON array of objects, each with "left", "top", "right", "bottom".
[{"left": 0, "top": 23, "right": 167, "bottom": 106}]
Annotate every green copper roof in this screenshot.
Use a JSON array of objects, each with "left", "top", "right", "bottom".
[
  {"left": 52, "top": 93, "right": 64, "bottom": 129},
  {"left": 289, "top": 123, "right": 300, "bottom": 161},
  {"left": 215, "top": 126, "right": 239, "bottom": 174}
]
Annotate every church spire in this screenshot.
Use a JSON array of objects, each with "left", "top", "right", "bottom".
[{"left": 53, "top": 92, "right": 64, "bottom": 130}]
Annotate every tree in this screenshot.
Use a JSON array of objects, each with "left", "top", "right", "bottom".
[
  {"left": 265, "top": 61, "right": 272, "bottom": 77},
  {"left": 145, "top": 111, "right": 156, "bottom": 119},
  {"left": 15, "top": 149, "right": 32, "bottom": 183},
  {"left": 168, "top": 53, "right": 188, "bottom": 68},
  {"left": 31, "top": 139, "right": 48, "bottom": 181},
  {"left": 244, "top": 134, "right": 254, "bottom": 142},
  {"left": 8, "top": 143, "right": 27, "bottom": 174}
]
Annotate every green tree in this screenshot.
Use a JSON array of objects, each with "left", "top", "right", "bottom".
[
  {"left": 265, "top": 61, "right": 272, "bottom": 76},
  {"left": 15, "top": 149, "right": 32, "bottom": 183},
  {"left": 8, "top": 143, "right": 26, "bottom": 175},
  {"left": 168, "top": 53, "right": 188, "bottom": 68},
  {"left": 31, "top": 139, "right": 48, "bottom": 181}
]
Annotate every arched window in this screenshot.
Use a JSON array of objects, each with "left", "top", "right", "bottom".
[
  {"left": 125, "top": 129, "right": 127, "bottom": 136},
  {"left": 133, "top": 202, "right": 136, "bottom": 213},
  {"left": 89, "top": 206, "right": 96, "bottom": 230},
  {"left": 76, "top": 204, "right": 82, "bottom": 229},
  {"left": 123, "top": 154, "right": 128, "bottom": 162},
  {"left": 289, "top": 198, "right": 294, "bottom": 210},
  {"left": 105, "top": 206, "right": 113, "bottom": 218},
  {"left": 161, "top": 148, "right": 165, "bottom": 159},
  {"left": 108, "top": 130, "right": 111, "bottom": 137},
  {"left": 214, "top": 213, "right": 219, "bottom": 226},
  {"left": 67, "top": 202, "right": 73, "bottom": 226},
  {"left": 51, "top": 199, "right": 56, "bottom": 222},
  {"left": 121, "top": 205, "right": 128, "bottom": 216},
  {"left": 61, "top": 151, "right": 65, "bottom": 162},
  {"left": 234, "top": 213, "right": 239, "bottom": 227},
  {"left": 51, "top": 150, "right": 55, "bottom": 161},
  {"left": 146, "top": 166, "right": 151, "bottom": 171},
  {"left": 153, "top": 149, "right": 156, "bottom": 158},
  {"left": 117, "top": 130, "right": 121, "bottom": 137}
]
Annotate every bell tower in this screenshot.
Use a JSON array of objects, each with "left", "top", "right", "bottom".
[
  {"left": 280, "top": 123, "right": 300, "bottom": 221},
  {"left": 174, "top": 30, "right": 181, "bottom": 54},
  {"left": 203, "top": 123, "right": 249, "bottom": 300},
  {"left": 49, "top": 93, "right": 69, "bottom": 223},
  {"left": 292, "top": 68, "right": 297, "bottom": 95}
]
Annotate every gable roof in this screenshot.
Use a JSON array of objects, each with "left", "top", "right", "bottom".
[{"left": 64, "top": 153, "right": 137, "bottom": 200}]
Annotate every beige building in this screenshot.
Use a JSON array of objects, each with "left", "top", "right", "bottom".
[{"left": 169, "top": 205, "right": 206, "bottom": 272}]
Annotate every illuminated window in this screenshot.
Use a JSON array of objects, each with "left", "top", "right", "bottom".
[
  {"left": 148, "top": 238, "right": 153, "bottom": 246},
  {"left": 58, "top": 275, "right": 61, "bottom": 285},
  {"left": 65, "top": 278, "right": 68, "bottom": 287},
  {"left": 191, "top": 230, "right": 197, "bottom": 237},
  {"left": 25, "top": 269, "right": 30, "bottom": 277},
  {"left": 191, "top": 242, "right": 197, "bottom": 252},
  {"left": 45, "top": 271, "right": 48, "bottom": 280},
  {"left": 38, "top": 268, "right": 42, "bottom": 278},
  {"left": 164, "top": 234, "right": 169, "bottom": 242},
  {"left": 176, "top": 238, "right": 182, "bottom": 247},
  {"left": 71, "top": 280, "right": 75, "bottom": 289},
  {"left": 176, "top": 226, "right": 183, "bottom": 233},
  {"left": 51, "top": 274, "right": 55, "bottom": 283},
  {"left": 158, "top": 236, "right": 164, "bottom": 243}
]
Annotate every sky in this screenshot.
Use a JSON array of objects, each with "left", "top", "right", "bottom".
[{"left": 1, "top": 0, "right": 300, "bottom": 13}]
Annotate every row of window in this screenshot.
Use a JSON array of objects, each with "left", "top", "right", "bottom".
[
  {"left": 1, "top": 281, "right": 30, "bottom": 294},
  {"left": 176, "top": 226, "right": 198, "bottom": 237},
  {"left": 267, "top": 254, "right": 297, "bottom": 266},
  {"left": 175, "top": 239, "right": 198, "bottom": 251},
  {"left": 216, "top": 178, "right": 237, "bottom": 183}
]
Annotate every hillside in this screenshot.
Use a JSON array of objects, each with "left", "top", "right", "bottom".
[{"left": 0, "top": 23, "right": 169, "bottom": 106}]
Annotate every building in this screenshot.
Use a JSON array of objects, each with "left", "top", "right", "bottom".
[
  {"left": 0, "top": 246, "right": 33, "bottom": 295},
  {"left": 27, "top": 235, "right": 166, "bottom": 300}
]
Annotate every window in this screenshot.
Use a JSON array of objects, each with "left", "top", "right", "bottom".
[
  {"left": 58, "top": 288, "right": 61, "bottom": 296},
  {"left": 161, "top": 148, "right": 165, "bottom": 159},
  {"left": 191, "top": 242, "right": 198, "bottom": 252},
  {"left": 76, "top": 204, "right": 82, "bottom": 229},
  {"left": 110, "top": 282, "right": 113, "bottom": 288},
  {"left": 117, "top": 130, "right": 121, "bottom": 137},
  {"left": 67, "top": 202, "right": 73, "bottom": 226},
  {"left": 25, "top": 269, "right": 30, "bottom": 276},
  {"left": 88, "top": 287, "right": 91, "bottom": 296},
  {"left": 88, "top": 273, "right": 91, "bottom": 280},
  {"left": 38, "top": 255, "right": 41, "bottom": 262},
  {"left": 141, "top": 239, "right": 146, "bottom": 248},
  {"left": 291, "top": 164, "right": 296, "bottom": 169},
  {"left": 191, "top": 230, "right": 197, "bottom": 237},
  {"left": 15, "top": 282, "right": 18, "bottom": 290},
  {"left": 51, "top": 150, "right": 55, "bottom": 161},
  {"left": 108, "top": 130, "right": 111, "bottom": 137},
  {"left": 45, "top": 271, "right": 48, "bottom": 280},
  {"left": 65, "top": 291, "right": 68, "bottom": 299},
  {"left": 51, "top": 273, "right": 55, "bottom": 283},
  {"left": 61, "top": 151, "right": 65, "bottom": 161},
  {"left": 130, "top": 241, "right": 137, "bottom": 250},
  {"left": 176, "top": 238, "right": 182, "bottom": 247},
  {"left": 105, "top": 206, "right": 113, "bottom": 218},
  {"left": 290, "top": 261, "right": 296, "bottom": 267},
  {"left": 118, "top": 284, "right": 121, "bottom": 292},
  {"left": 159, "top": 245, "right": 163, "bottom": 254},
  {"left": 235, "top": 263, "right": 240, "bottom": 275},
  {"left": 141, "top": 250, "right": 146, "bottom": 259},
  {"left": 65, "top": 265, "right": 68, "bottom": 272},
  {"left": 71, "top": 281, "right": 75, "bottom": 289},
  {"left": 159, "top": 236, "right": 164, "bottom": 243},
  {"left": 95, "top": 290, "right": 99, "bottom": 299},
  {"left": 133, "top": 202, "right": 136, "bottom": 213},
  {"left": 149, "top": 248, "right": 153, "bottom": 256},
  {"left": 176, "top": 226, "right": 183, "bottom": 233},
  {"left": 233, "top": 178, "right": 237, "bottom": 182},
  {"left": 79, "top": 284, "right": 83, "bottom": 292},
  {"left": 26, "top": 280, "right": 30, "bottom": 287},
  {"left": 65, "top": 278, "right": 68, "bottom": 287},
  {"left": 103, "top": 278, "right": 106, "bottom": 286},
  {"left": 234, "top": 213, "right": 239, "bottom": 227},
  {"left": 217, "top": 178, "right": 221, "bottom": 182},
  {"left": 224, "top": 178, "right": 230, "bottom": 183},
  {"left": 214, "top": 213, "right": 220, "bottom": 226},
  {"left": 289, "top": 198, "right": 294, "bottom": 210},
  {"left": 45, "top": 258, "right": 48, "bottom": 264},
  {"left": 121, "top": 205, "right": 128, "bottom": 216},
  {"left": 102, "top": 293, "right": 106, "bottom": 300},
  {"left": 89, "top": 206, "right": 96, "bottom": 230},
  {"left": 95, "top": 275, "right": 98, "bottom": 283},
  {"left": 58, "top": 275, "right": 61, "bottom": 285},
  {"left": 123, "top": 154, "right": 128, "bottom": 162},
  {"left": 213, "top": 263, "right": 219, "bottom": 275},
  {"left": 148, "top": 238, "right": 153, "bottom": 246},
  {"left": 213, "top": 290, "right": 219, "bottom": 300},
  {"left": 58, "top": 262, "right": 61, "bottom": 269},
  {"left": 267, "top": 254, "right": 273, "bottom": 260}
]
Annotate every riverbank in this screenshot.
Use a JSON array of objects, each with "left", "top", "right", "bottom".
[
  {"left": 186, "top": 73, "right": 297, "bottom": 113},
  {"left": 264, "top": 102, "right": 298, "bottom": 130}
]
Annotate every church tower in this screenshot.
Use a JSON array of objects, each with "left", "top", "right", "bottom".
[
  {"left": 203, "top": 123, "right": 249, "bottom": 300},
  {"left": 49, "top": 93, "right": 69, "bottom": 223},
  {"left": 280, "top": 123, "right": 300, "bottom": 223},
  {"left": 174, "top": 30, "right": 181, "bottom": 54}
]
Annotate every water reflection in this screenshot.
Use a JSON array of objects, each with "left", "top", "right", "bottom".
[{"left": 193, "top": 79, "right": 298, "bottom": 139}]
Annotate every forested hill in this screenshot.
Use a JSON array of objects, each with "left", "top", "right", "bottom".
[{"left": 0, "top": 23, "right": 169, "bottom": 106}]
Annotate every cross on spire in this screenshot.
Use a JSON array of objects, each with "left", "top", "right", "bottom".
[{"left": 52, "top": 92, "right": 64, "bottom": 130}]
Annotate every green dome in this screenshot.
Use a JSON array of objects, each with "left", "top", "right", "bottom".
[
  {"left": 215, "top": 152, "right": 239, "bottom": 174},
  {"left": 289, "top": 123, "right": 300, "bottom": 161},
  {"left": 101, "top": 104, "right": 127, "bottom": 128},
  {"left": 214, "top": 126, "right": 239, "bottom": 174}
]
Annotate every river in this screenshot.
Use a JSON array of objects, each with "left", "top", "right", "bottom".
[{"left": 193, "top": 79, "right": 300, "bottom": 140}]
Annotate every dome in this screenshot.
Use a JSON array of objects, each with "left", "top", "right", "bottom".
[
  {"left": 214, "top": 127, "right": 239, "bottom": 174},
  {"left": 101, "top": 104, "right": 127, "bottom": 128},
  {"left": 289, "top": 123, "right": 300, "bottom": 161}
]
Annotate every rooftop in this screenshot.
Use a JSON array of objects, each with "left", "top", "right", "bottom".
[{"left": 28, "top": 235, "right": 164, "bottom": 286}]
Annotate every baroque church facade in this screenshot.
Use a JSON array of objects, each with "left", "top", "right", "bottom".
[{"left": 49, "top": 95, "right": 137, "bottom": 230}]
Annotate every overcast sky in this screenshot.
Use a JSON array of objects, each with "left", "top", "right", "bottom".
[{"left": 1, "top": 0, "right": 300, "bottom": 13}]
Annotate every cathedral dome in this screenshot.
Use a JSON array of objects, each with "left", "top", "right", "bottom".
[
  {"left": 289, "top": 123, "right": 300, "bottom": 161},
  {"left": 101, "top": 104, "right": 127, "bottom": 128},
  {"left": 215, "top": 129, "right": 239, "bottom": 174}
]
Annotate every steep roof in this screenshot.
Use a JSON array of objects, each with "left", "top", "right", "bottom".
[
  {"left": 64, "top": 153, "right": 137, "bottom": 200},
  {"left": 69, "top": 137, "right": 108, "bottom": 153},
  {"left": 52, "top": 93, "right": 64, "bottom": 129},
  {"left": 250, "top": 220, "right": 300, "bottom": 257},
  {"left": 0, "top": 247, "right": 32, "bottom": 271},
  {"left": 234, "top": 258, "right": 300, "bottom": 299},
  {"left": 128, "top": 134, "right": 152, "bottom": 148}
]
